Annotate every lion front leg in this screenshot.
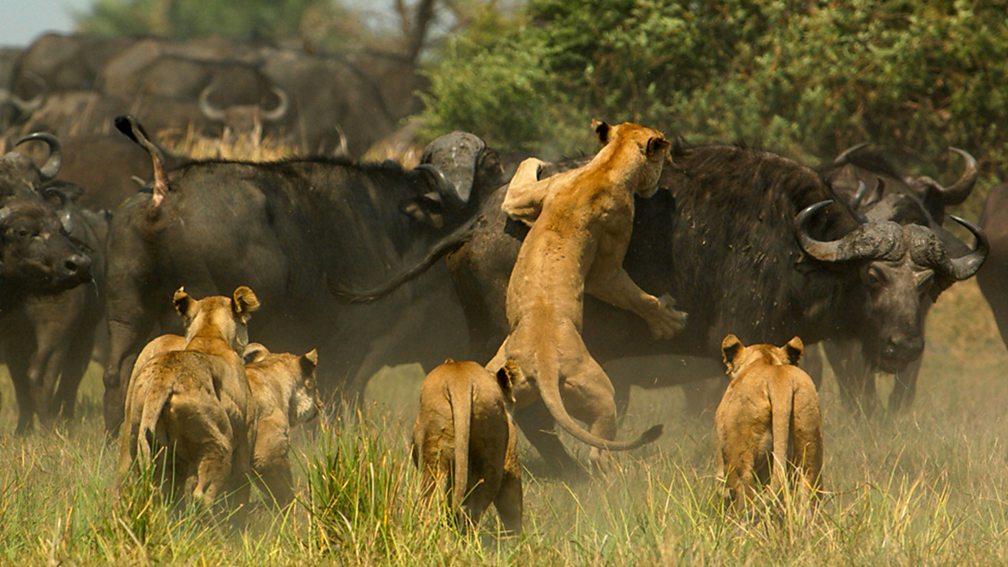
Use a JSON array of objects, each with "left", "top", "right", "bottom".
[{"left": 586, "top": 268, "right": 687, "bottom": 339}]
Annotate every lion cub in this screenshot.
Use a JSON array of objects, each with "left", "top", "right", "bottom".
[
  {"left": 715, "top": 334, "right": 823, "bottom": 508},
  {"left": 411, "top": 359, "right": 522, "bottom": 534},
  {"left": 119, "top": 286, "right": 260, "bottom": 509},
  {"left": 243, "top": 343, "right": 321, "bottom": 508}
]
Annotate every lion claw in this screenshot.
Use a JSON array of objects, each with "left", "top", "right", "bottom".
[{"left": 648, "top": 294, "right": 688, "bottom": 340}]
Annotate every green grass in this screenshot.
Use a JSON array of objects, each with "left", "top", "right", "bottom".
[{"left": 0, "top": 279, "right": 1006, "bottom": 564}]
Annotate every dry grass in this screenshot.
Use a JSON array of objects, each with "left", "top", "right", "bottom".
[{"left": 0, "top": 278, "right": 1003, "bottom": 565}]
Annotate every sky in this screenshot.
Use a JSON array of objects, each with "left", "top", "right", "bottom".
[{"left": 2, "top": 0, "right": 99, "bottom": 47}]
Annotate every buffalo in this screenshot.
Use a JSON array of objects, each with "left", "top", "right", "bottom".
[
  {"left": 0, "top": 134, "right": 106, "bottom": 432},
  {"left": 819, "top": 143, "right": 980, "bottom": 411},
  {"left": 977, "top": 182, "right": 1008, "bottom": 350},
  {"left": 338, "top": 142, "right": 987, "bottom": 469},
  {"left": 100, "top": 115, "right": 505, "bottom": 434}
]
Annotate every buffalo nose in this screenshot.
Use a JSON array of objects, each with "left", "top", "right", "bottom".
[
  {"left": 64, "top": 253, "right": 92, "bottom": 278},
  {"left": 882, "top": 335, "right": 924, "bottom": 361}
]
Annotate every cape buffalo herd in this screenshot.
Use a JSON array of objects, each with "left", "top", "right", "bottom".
[{"left": 0, "top": 34, "right": 1000, "bottom": 464}]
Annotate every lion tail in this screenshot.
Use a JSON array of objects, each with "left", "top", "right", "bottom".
[
  {"left": 532, "top": 348, "right": 662, "bottom": 451},
  {"left": 137, "top": 379, "right": 173, "bottom": 464},
  {"left": 767, "top": 368, "right": 796, "bottom": 494},
  {"left": 447, "top": 374, "right": 474, "bottom": 513}
]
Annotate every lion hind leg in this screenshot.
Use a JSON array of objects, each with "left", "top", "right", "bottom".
[{"left": 561, "top": 355, "right": 620, "bottom": 469}]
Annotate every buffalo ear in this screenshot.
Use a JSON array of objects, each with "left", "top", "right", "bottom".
[
  {"left": 400, "top": 195, "right": 444, "bottom": 229},
  {"left": 173, "top": 286, "right": 194, "bottom": 319},
  {"left": 232, "top": 286, "right": 261, "bottom": 319},
  {"left": 592, "top": 119, "right": 611, "bottom": 145},
  {"left": 784, "top": 336, "right": 804, "bottom": 365},
  {"left": 646, "top": 136, "right": 671, "bottom": 160},
  {"left": 721, "top": 334, "right": 743, "bottom": 374}
]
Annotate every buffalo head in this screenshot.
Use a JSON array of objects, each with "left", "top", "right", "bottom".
[
  {"left": 402, "top": 131, "right": 504, "bottom": 228},
  {"left": 0, "top": 132, "right": 62, "bottom": 200},
  {"left": 198, "top": 84, "right": 290, "bottom": 133},
  {"left": 0, "top": 198, "right": 92, "bottom": 292},
  {"left": 796, "top": 199, "right": 986, "bottom": 372},
  {"left": 827, "top": 143, "right": 978, "bottom": 225}
]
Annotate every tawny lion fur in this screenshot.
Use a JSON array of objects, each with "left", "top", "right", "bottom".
[
  {"left": 487, "top": 120, "right": 686, "bottom": 465},
  {"left": 715, "top": 334, "right": 823, "bottom": 507},
  {"left": 118, "top": 286, "right": 260, "bottom": 509},
  {"left": 411, "top": 359, "right": 522, "bottom": 534},
  {"left": 243, "top": 343, "right": 321, "bottom": 508}
]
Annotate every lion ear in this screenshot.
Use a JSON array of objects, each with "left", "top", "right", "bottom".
[
  {"left": 784, "top": 336, "right": 804, "bottom": 365},
  {"left": 301, "top": 349, "right": 319, "bottom": 375},
  {"left": 497, "top": 359, "right": 519, "bottom": 396},
  {"left": 232, "top": 286, "right": 261, "bottom": 319},
  {"left": 721, "top": 334, "right": 743, "bottom": 374},
  {"left": 173, "top": 286, "right": 195, "bottom": 319},
  {"left": 646, "top": 136, "right": 670, "bottom": 159},
  {"left": 592, "top": 119, "right": 611, "bottom": 145}
]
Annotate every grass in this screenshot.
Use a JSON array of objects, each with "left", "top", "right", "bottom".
[{"left": 0, "top": 278, "right": 1004, "bottom": 565}]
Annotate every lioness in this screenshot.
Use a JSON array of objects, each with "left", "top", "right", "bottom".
[
  {"left": 118, "top": 286, "right": 260, "bottom": 509},
  {"left": 715, "top": 334, "right": 823, "bottom": 508},
  {"left": 487, "top": 120, "right": 686, "bottom": 467},
  {"left": 243, "top": 343, "right": 321, "bottom": 508},
  {"left": 412, "top": 359, "right": 522, "bottom": 534}
]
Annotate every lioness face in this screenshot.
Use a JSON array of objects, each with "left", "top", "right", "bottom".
[
  {"left": 291, "top": 349, "right": 321, "bottom": 424},
  {"left": 721, "top": 334, "right": 804, "bottom": 379},
  {"left": 173, "top": 285, "right": 261, "bottom": 351}
]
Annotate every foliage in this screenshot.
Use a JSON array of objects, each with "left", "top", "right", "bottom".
[{"left": 422, "top": 0, "right": 1008, "bottom": 179}]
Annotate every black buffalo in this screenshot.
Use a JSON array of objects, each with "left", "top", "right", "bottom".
[
  {"left": 343, "top": 142, "right": 987, "bottom": 468},
  {"left": 818, "top": 144, "right": 979, "bottom": 411},
  {"left": 0, "top": 134, "right": 105, "bottom": 432},
  {"left": 977, "top": 182, "right": 1008, "bottom": 349},
  {"left": 100, "top": 115, "right": 505, "bottom": 434}
]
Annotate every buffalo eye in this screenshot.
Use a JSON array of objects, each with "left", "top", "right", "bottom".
[{"left": 863, "top": 265, "right": 886, "bottom": 289}]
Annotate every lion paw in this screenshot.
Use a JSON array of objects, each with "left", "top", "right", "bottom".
[{"left": 647, "top": 294, "right": 688, "bottom": 340}]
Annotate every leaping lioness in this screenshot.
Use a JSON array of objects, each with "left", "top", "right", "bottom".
[{"left": 487, "top": 120, "right": 688, "bottom": 467}]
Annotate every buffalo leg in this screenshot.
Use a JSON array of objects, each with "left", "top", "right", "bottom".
[
  {"left": 824, "top": 339, "right": 879, "bottom": 415},
  {"left": 104, "top": 314, "right": 155, "bottom": 434},
  {"left": 5, "top": 344, "right": 35, "bottom": 434},
  {"left": 888, "top": 354, "right": 922, "bottom": 412},
  {"left": 513, "top": 403, "right": 580, "bottom": 473},
  {"left": 55, "top": 323, "right": 96, "bottom": 421}
]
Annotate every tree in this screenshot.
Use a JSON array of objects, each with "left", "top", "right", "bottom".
[{"left": 421, "top": 0, "right": 1008, "bottom": 188}]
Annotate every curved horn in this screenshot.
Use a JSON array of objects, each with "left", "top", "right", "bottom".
[
  {"left": 833, "top": 142, "right": 870, "bottom": 165},
  {"left": 936, "top": 147, "right": 978, "bottom": 206},
  {"left": 946, "top": 215, "right": 988, "bottom": 280},
  {"left": 795, "top": 200, "right": 846, "bottom": 262},
  {"left": 42, "top": 186, "right": 68, "bottom": 208},
  {"left": 0, "top": 89, "right": 43, "bottom": 113},
  {"left": 0, "top": 207, "right": 10, "bottom": 226},
  {"left": 198, "top": 85, "right": 226, "bottom": 121},
  {"left": 260, "top": 86, "right": 289, "bottom": 122},
  {"left": 15, "top": 132, "right": 62, "bottom": 180},
  {"left": 332, "top": 124, "right": 349, "bottom": 158},
  {"left": 414, "top": 163, "right": 456, "bottom": 200}
]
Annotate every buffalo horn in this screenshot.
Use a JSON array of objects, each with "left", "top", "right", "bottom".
[
  {"left": 198, "top": 85, "right": 226, "bottom": 121},
  {"left": 260, "top": 86, "right": 289, "bottom": 122},
  {"left": 15, "top": 132, "right": 62, "bottom": 180},
  {"left": 935, "top": 147, "right": 978, "bottom": 206},
  {"left": 833, "top": 142, "right": 870, "bottom": 165},
  {"left": 414, "top": 163, "right": 455, "bottom": 200},
  {"left": 795, "top": 200, "right": 845, "bottom": 262},
  {"left": 945, "top": 215, "right": 988, "bottom": 280}
]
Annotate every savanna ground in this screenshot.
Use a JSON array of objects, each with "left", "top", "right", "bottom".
[{"left": 2, "top": 132, "right": 1007, "bottom": 565}]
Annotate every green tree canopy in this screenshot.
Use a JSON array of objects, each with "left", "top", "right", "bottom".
[{"left": 421, "top": 0, "right": 1008, "bottom": 185}]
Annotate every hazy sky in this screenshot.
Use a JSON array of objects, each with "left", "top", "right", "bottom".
[{"left": 2, "top": 0, "right": 92, "bottom": 47}]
